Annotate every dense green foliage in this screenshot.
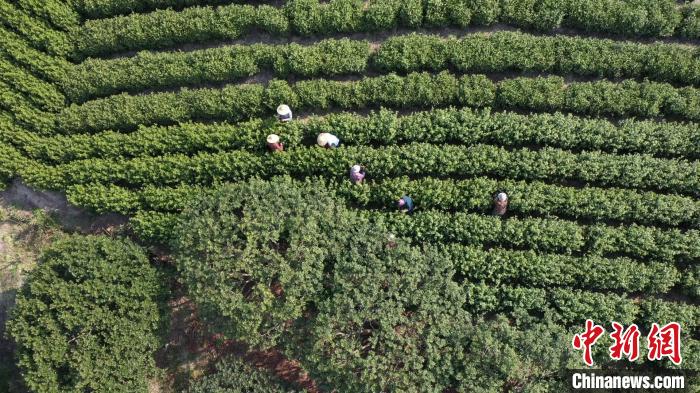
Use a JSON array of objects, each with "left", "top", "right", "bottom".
[
  {"left": 174, "top": 178, "right": 580, "bottom": 391},
  {"left": 72, "top": 0, "right": 231, "bottom": 19},
  {"left": 0, "top": 26, "right": 69, "bottom": 83},
  {"left": 0, "top": 0, "right": 72, "bottom": 57},
  {"left": 170, "top": 178, "right": 698, "bottom": 391},
  {"left": 74, "top": 4, "right": 289, "bottom": 58},
  {"left": 133, "top": 203, "right": 700, "bottom": 264},
  {"left": 295, "top": 280, "right": 572, "bottom": 392},
  {"left": 174, "top": 178, "right": 356, "bottom": 348},
  {"left": 188, "top": 357, "right": 302, "bottom": 393},
  {"left": 6, "top": 235, "right": 166, "bottom": 393},
  {"left": 26, "top": 142, "right": 699, "bottom": 198},
  {"left": 21, "top": 108, "right": 700, "bottom": 165},
  {"left": 64, "top": 31, "right": 700, "bottom": 103},
  {"left": 0, "top": 56, "right": 65, "bottom": 111},
  {"left": 73, "top": 175, "right": 700, "bottom": 228},
  {"left": 14, "top": 0, "right": 80, "bottom": 31},
  {"left": 55, "top": 72, "right": 700, "bottom": 135},
  {"left": 64, "top": 38, "right": 370, "bottom": 102},
  {"left": 73, "top": 0, "right": 700, "bottom": 58},
  {"left": 2, "top": 0, "right": 698, "bottom": 390}
]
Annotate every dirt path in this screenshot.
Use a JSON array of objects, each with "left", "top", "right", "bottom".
[{"left": 0, "top": 179, "right": 128, "bottom": 234}]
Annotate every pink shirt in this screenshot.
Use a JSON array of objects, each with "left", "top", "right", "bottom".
[{"left": 350, "top": 170, "right": 365, "bottom": 183}]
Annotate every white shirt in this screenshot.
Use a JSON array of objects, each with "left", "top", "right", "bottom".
[{"left": 326, "top": 134, "right": 340, "bottom": 147}]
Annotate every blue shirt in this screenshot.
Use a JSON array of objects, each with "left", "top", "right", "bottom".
[{"left": 400, "top": 196, "right": 414, "bottom": 212}]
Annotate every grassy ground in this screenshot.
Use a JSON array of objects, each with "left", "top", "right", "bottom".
[{"left": 0, "top": 204, "right": 64, "bottom": 393}]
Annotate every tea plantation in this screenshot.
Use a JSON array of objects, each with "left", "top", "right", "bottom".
[{"left": 0, "top": 0, "right": 698, "bottom": 391}]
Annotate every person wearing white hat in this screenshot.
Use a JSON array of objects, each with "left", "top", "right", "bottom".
[
  {"left": 317, "top": 132, "right": 340, "bottom": 149},
  {"left": 349, "top": 164, "right": 366, "bottom": 184},
  {"left": 276, "top": 104, "right": 292, "bottom": 122},
  {"left": 493, "top": 192, "right": 509, "bottom": 216},
  {"left": 386, "top": 233, "right": 397, "bottom": 249},
  {"left": 266, "top": 134, "right": 284, "bottom": 152}
]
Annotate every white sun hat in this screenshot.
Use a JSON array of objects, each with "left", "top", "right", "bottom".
[
  {"left": 496, "top": 192, "right": 508, "bottom": 202},
  {"left": 267, "top": 134, "right": 280, "bottom": 144},
  {"left": 317, "top": 133, "right": 331, "bottom": 147},
  {"left": 351, "top": 165, "right": 361, "bottom": 173},
  {"left": 277, "top": 104, "right": 291, "bottom": 117}
]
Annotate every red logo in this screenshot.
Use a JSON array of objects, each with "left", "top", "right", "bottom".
[
  {"left": 609, "top": 322, "right": 640, "bottom": 362},
  {"left": 572, "top": 321, "right": 682, "bottom": 366},
  {"left": 572, "top": 319, "right": 605, "bottom": 366},
  {"left": 647, "top": 322, "right": 682, "bottom": 365}
]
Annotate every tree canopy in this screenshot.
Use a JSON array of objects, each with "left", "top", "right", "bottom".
[
  {"left": 174, "top": 176, "right": 360, "bottom": 348},
  {"left": 188, "top": 357, "right": 302, "bottom": 393},
  {"left": 292, "top": 242, "right": 470, "bottom": 392},
  {"left": 7, "top": 235, "right": 165, "bottom": 393},
  {"left": 174, "top": 177, "right": 574, "bottom": 392}
]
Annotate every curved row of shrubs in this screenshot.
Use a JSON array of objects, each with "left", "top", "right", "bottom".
[
  {"left": 18, "top": 108, "right": 700, "bottom": 166},
  {"left": 65, "top": 31, "right": 700, "bottom": 103},
  {"left": 65, "top": 175, "right": 700, "bottom": 229},
  {"left": 75, "top": 0, "right": 700, "bottom": 58},
  {"left": 57, "top": 72, "right": 700, "bottom": 134}
]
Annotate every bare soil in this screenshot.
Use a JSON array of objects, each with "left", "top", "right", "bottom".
[{"left": 0, "top": 179, "right": 128, "bottom": 234}]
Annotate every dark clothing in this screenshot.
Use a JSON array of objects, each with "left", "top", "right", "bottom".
[
  {"left": 493, "top": 200, "right": 508, "bottom": 216},
  {"left": 278, "top": 112, "right": 292, "bottom": 122}
]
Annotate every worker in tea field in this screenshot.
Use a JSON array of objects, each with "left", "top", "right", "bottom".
[
  {"left": 493, "top": 192, "right": 509, "bottom": 216},
  {"left": 277, "top": 104, "right": 293, "bottom": 122},
  {"left": 397, "top": 195, "right": 415, "bottom": 213},
  {"left": 349, "top": 165, "right": 366, "bottom": 184},
  {"left": 317, "top": 132, "right": 340, "bottom": 148},
  {"left": 386, "top": 233, "right": 397, "bottom": 249},
  {"left": 266, "top": 134, "right": 284, "bottom": 152}
]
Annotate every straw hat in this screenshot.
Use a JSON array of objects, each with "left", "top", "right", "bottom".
[
  {"left": 267, "top": 134, "right": 280, "bottom": 144},
  {"left": 496, "top": 192, "right": 508, "bottom": 202},
  {"left": 277, "top": 104, "right": 291, "bottom": 116},
  {"left": 351, "top": 165, "right": 361, "bottom": 173},
  {"left": 317, "top": 133, "right": 331, "bottom": 147}
]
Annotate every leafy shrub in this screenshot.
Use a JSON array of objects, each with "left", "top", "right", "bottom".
[
  {"left": 57, "top": 70, "right": 700, "bottom": 136},
  {"left": 73, "top": 0, "right": 229, "bottom": 19},
  {"left": 6, "top": 235, "right": 166, "bottom": 393},
  {"left": 468, "top": 0, "right": 499, "bottom": 25},
  {"left": 33, "top": 138, "right": 700, "bottom": 201},
  {"left": 294, "top": 241, "right": 471, "bottom": 392},
  {"left": 32, "top": 107, "right": 700, "bottom": 167},
  {"left": 499, "top": 0, "right": 564, "bottom": 31},
  {"left": 563, "top": 0, "right": 680, "bottom": 37},
  {"left": 0, "top": 0, "right": 72, "bottom": 57},
  {"left": 13, "top": 0, "right": 80, "bottom": 31},
  {"left": 0, "top": 26, "right": 69, "bottom": 84},
  {"left": 173, "top": 177, "right": 360, "bottom": 348},
  {"left": 188, "top": 357, "right": 301, "bottom": 393},
  {"left": 679, "top": 5, "right": 700, "bottom": 38},
  {"left": 398, "top": 0, "right": 423, "bottom": 27}
]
